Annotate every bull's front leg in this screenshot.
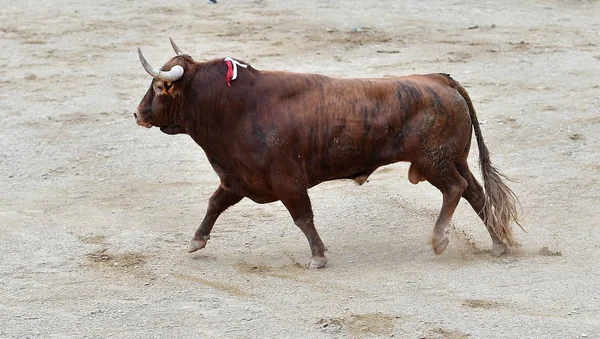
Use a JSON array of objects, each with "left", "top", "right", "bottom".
[
  {"left": 274, "top": 181, "right": 327, "bottom": 269},
  {"left": 188, "top": 184, "right": 243, "bottom": 253}
]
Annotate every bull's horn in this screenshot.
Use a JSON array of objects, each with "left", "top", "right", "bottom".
[
  {"left": 169, "top": 37, "right": 184, "bottom": 56},
  {"left": 138, "top": 48, "right": 160, "bottom": 78},
  {"left": 137, "top": 48, "right": 184, "bottom": 82}
]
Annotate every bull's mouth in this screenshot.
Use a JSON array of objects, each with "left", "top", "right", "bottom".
[
  {"left": 159, "top": 125, "right": 186, "bottom": 135},
  {"left": 136, "top": 119, "right": 153, "bottom": 128}
]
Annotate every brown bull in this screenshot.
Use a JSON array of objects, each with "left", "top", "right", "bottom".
[{"left": 134, "top": 39, "right": 521, "bottom": 268}]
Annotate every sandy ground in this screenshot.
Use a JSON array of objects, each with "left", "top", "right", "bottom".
[{"left": 1, "top": 0, "right": 599, "bottom": 338}]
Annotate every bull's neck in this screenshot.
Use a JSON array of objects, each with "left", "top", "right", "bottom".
[{"left": 184, "top": 65, "right": 255, "bottom": 153}]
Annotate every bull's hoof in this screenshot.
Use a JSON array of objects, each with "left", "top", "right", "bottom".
[
  {"left": 492, "top": 242, "right": 508, "bottom": 256},
  {"left": 308, "top": 256, "right": 327, "bottom": 269},
  {"left": 432, "top": 236, "right": 449, "bottom": 255},
  {"left": 188, "top": 236, "right": 209, "bottom": 253}
]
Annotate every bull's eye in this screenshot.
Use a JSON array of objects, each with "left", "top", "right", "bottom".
[{"left": 156, "top": 82, "right": 164, "bottom": 91}]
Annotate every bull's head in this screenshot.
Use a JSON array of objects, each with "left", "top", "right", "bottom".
[{"left": 134, "top": 38, "right": 190, "bottom": 135}]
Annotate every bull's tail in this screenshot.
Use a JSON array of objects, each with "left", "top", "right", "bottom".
[{"left": 452, "top": 79, "right": 523, "bottom": 247}]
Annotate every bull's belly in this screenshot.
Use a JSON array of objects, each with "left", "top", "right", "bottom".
[
  {"left": 219, "top": 154, "right": 401, "bottom": 203},
  {"left": 305, "top": 146, "right": 408, "bottom": 187},
  {"left": 214, "top": 128, "right": 413, "bottom": 202},
  {"left": 220, "top": 176, "right": 279, "bottom": 204}
]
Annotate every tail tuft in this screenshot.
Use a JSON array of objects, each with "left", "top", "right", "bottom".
[
  {"left": 480, "top": 157, "right": 523, "bottom": 247},
  {"left": 453, "top": 81, "right": 523, "bottom": 247}
]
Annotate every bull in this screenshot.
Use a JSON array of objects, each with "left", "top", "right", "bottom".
[{"left": 134, "top": 39, "right": 522, "bottom": 268}]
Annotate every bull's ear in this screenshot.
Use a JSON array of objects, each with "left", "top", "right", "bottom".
[
  {"left": 161, "top": 81, "right": 178, "bottom": 96},
  {"left": 167, "top": 82, "right": 176, "bottom": 95}
]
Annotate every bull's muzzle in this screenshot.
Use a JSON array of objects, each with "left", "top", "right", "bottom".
[{"left": 134, "top": 112, "right": 152, "bottom": 128}]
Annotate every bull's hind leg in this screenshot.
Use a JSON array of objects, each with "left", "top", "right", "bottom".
[
  {"left": 456, "top": 162, "right": 508, "bottom": 255},
  {"left": 273, "top": 180, "right": 327, "bottom": 269},
  {"left": 188, "top": 184, "right": 243, "bottom": 253},
  {"left": 422, "top": 164, "right": 467, "bottom": 255}
]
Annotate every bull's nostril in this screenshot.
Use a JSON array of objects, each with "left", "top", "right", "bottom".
[{"left": 134, "top": 113, "right": 138, "bottom": 119}]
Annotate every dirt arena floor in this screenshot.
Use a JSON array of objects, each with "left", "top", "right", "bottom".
[{"left": 1, "top": 0, "right": 599, "bottom": 337}]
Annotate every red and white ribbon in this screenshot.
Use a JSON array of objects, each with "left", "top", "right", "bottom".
[{"left": 224, "top": 57, "right": 248, "bottom": 87}]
